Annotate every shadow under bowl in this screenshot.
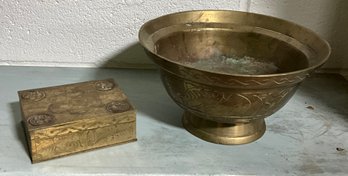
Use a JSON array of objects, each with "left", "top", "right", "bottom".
[{"left": 139, "top": 10, "right": 330, "bottom": 144}]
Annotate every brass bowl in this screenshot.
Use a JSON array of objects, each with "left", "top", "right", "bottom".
[{"left": 138, "top": 10, "right": 330, "bottom": 144}]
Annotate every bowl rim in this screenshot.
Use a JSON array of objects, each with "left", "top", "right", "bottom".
[{"left": 139, "top": 10, "right": 331, "bottom": 78}]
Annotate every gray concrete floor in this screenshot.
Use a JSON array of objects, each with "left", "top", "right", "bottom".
[{"left": 0, "top": 66, "right": 347, "bottom": 175}]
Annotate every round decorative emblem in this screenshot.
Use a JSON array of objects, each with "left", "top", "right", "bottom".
[
  {"left": 106, "top": 101, "right": 130, "bottom": 113},
  {"left": 95, "top": 80, "right": 115, "bottom": 91},
  {"left": 27, "top": 114, "right": 55, "bottom": 126},
  {"left": 21, "top": 90, "right": 46, "bottom": 101}
]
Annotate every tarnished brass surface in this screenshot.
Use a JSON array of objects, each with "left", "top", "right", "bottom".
[
  {"left": 18, "top": 79, "right": 136, "bottom": 163},
  {"left": 139, "top": 10, "right": 330, "bottom": 144}
]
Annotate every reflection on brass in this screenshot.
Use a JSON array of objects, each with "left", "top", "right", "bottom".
[
  {"left": 139, "top": 10, "right": 330, "bottom": 144},
  {"left": 18, "top": 79, "right": 136, "bottom": 163}
]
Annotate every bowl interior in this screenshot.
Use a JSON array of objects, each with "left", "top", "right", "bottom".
[
  {"left": 139, "top": 11, "right": 330, "bottom": 76},
  {"left": 154, "top": 27, "right": 309, "bottom": 75}
]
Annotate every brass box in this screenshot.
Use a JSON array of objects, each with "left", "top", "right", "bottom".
[{"left": 18, "top": 79, "right": 136, "bottom": 163}]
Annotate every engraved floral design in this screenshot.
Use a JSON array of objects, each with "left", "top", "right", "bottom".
[
  {"left": 178, "top": 67, "right": 308, "bottom": 87},
  {"left": 163, "top": 75, "right": 295, "bottom": 117}
]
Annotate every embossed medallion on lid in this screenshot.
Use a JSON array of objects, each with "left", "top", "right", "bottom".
[
  {"left": 95, "top": 80, "right": 115, "bottom": 91},
  {"left": 21, "top": 90, "right": 46, "bottom": 101},
  {"left": 106, "top": 101, "right": 131, "bottom": 113},
  {"left": 27, "top": 114, "right": 55, "bottom": 126}
]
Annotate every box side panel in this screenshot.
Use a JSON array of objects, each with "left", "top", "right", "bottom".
[
  {"left": 22, "top": 122, "right": 34, "bottom": 160},
  {"left": 18, "top": 98, "right": 35, "bottom": 162},
  {"left": 30, "top": 112, "right": 136, "bottom": 162}
]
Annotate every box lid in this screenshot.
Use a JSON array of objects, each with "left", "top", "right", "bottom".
[{"left": 18, "top": 79, "right": 134, "bottom": 132}]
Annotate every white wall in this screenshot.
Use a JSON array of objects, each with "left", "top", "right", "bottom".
[
  {"left": 0, "top": 0, "right": 347, "bottom": 73},
  {"left": 0, "top": 0, "right": 240, "bottom": 68}
]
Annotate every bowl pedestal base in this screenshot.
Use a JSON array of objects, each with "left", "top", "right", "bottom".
[{"left": 182, "top": 111, "right": 266, "bottom": 145}]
